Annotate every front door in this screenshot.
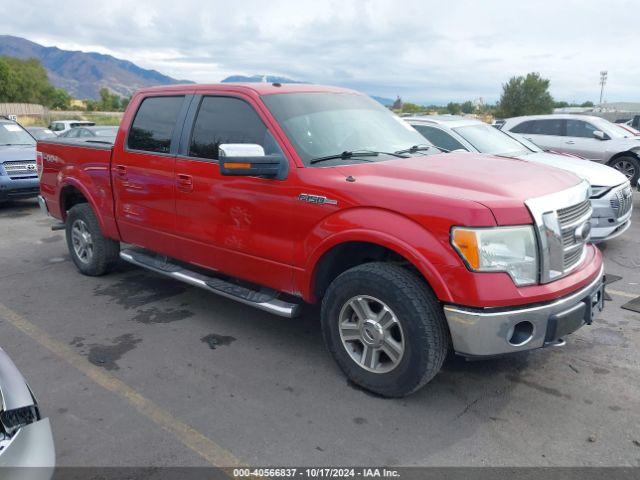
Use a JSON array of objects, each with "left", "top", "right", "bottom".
[
  {"left": 173, "top": 94, "right": 296, "bottom": 291},
  {"left": 112, "top": 95, "right": 188, "bottom": 255}
]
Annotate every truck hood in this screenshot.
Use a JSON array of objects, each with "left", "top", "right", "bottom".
[
  {"left": 336, "top": 152, "right": 582, "bottom": 225},
  {"left": 517, "top": 151, "right": 627, "bottom": 188},
  {"left": 0, "top": 145, "right": 36, "bottom": 162}
]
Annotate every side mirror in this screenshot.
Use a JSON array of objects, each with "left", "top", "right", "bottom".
[
  {"left": 218, "top": 143, "right": 287, "bottom": 179},
  {"left": 593, "top": 130, "right": 609, "bottom": 141}
]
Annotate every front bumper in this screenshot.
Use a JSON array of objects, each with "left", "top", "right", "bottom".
[
  {"left": 444, "top": 266, "right": 604, "bottom": 357},
  {"left": 590, "top": 187, "right": 633, "bottom": 242},
  {"left": 0, "top": 418, "right": 55, "bottom": 469},
  {"left": 0, "top": 175, "right": 40, "bottom": 201}
]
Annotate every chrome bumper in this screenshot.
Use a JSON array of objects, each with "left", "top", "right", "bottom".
[{"left": 443, "top": 267, "right": 605, "bottom": 357}]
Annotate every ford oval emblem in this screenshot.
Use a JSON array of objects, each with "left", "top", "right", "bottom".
[{"left": 574, "top": 221, "right": 592, "bottom": 242}]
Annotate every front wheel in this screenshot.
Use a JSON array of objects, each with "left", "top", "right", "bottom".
[
  {"left": 65, "top": 203, "right": 120, "bottom": 276},
  {"left": 609, "top": 155, "right": 640, "bottom": 185},
  {"left": 321, "top": 262, "right": 449, "bottom": 397}
]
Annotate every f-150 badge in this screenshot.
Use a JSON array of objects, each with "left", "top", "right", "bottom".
[{"left": 298, "top": 193, "right": 338, "bottom": 205}]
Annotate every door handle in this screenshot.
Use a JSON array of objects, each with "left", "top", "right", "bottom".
[
  {"left": 114, "top": 165, "right": 127, "bottom": 177},
  {"left": 565, "top": 141, "right": 575, "bottom": 145},
  {"left": 176, "top": 173, "right": 193, "bottom": 192}
]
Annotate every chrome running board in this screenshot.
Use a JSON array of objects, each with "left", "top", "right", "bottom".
[{"left": 119, "top": 249, "right": 300, "bottom": 318}]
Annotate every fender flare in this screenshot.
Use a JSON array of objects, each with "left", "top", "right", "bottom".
[
  {"left": 58, "top": 177, "right": 108, "bottom": 232},
  {"left": 300, "top": 210, "right": 456, "bottom": 303}
]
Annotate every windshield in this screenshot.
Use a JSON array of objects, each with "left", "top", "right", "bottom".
[
  {"left": 262, "top": 92, "right": 433, "bottom": 166},
  {"left": 588, "top": 117, "right": 632, "bottom": 139},
  {"left": 0, "top": 122, "right": 36, "bottom": 146},
  {"left": 452, "top": 123, "right": 530, "bottom": 156}
]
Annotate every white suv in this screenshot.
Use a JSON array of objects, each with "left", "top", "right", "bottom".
[{"left": 501, "top": 114, "right": 640, "bottom": 184}]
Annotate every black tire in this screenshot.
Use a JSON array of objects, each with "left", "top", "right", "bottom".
[
  {"left": 65, "top": 203, "right": 120, "bottom": 276},
  {"left": 321, "top": 262, "right": 449, "bottom": 398},
  {"left": 609, "top": 155, "right": 640, "bottom": 185}
]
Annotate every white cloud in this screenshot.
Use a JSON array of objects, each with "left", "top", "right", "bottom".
[{"left": 1, "top": 0, "right": 637, "bottom": 103}]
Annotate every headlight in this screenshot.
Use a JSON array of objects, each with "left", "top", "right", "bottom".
[
  {"left": 451, "top": 226, "right": 538, "bottom": 286},
  {"left": 590, "top": 185, "right": 611, "bottom": 198}
]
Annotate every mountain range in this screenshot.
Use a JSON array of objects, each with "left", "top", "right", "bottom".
[{"left": 0, "top": 35, "right": 395, "bottom": 106}]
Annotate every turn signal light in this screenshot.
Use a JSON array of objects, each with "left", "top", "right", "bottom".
[
  {"left": 223, "top": 162, "right": 251, "bottom": 169},
  {"left": 451, "top": 228, "right": 480, "bottom": 269}
]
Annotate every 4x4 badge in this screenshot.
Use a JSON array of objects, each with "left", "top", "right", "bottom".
[{"left": 298, "top": 193, "right": 338, "bottom": 206}]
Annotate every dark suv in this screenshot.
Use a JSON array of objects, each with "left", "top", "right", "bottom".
[{"left": 0, "top": 117, "right": 39, "bottom": 203}]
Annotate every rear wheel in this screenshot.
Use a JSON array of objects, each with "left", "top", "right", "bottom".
[
  {"left": 321, "top": 262, "right": 449, "bottom": 397},
  {"left": 609, "top": 155, "right": 639, "bottom": 185},
  {"left": 65, "top": 203, "right": 120, "bottom": 276}
]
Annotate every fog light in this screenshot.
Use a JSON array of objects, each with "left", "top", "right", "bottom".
[{"left": 508, "top": 321, "right": 534, "bottom": 346}]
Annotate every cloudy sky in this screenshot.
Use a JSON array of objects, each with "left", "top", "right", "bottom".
[{"left": 0, "top": 0, "right": 637, "bottom": 104}]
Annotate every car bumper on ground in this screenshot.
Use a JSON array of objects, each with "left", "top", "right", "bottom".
[
  {"left": 0, "top": 176, "right": 40, "bottom": 201},
  {"left": 0, "top": 348, "right": 55, "bottom": 472},
  {"left": 443, "top": 266, "right": 605, "bottom": 357}
]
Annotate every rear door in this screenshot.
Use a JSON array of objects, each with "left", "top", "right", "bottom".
[
  {"left": 112, "top": 94, "right": 191, "bottom": 256},
  {"left": 514, "top": 119, "right": 566, "bottom": 152},
  {"left": 172, "top": 93, "right": 296, "bottom": 291}
]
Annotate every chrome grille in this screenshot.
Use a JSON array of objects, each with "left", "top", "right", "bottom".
[
  {"left": 557, "top": 200, "right": 591, "bottom": 226},
  {"left": 609, "top": 184, "right": 633, "bottom": 219},
  {"left": 557, "top": 200, "right": 591, "bottom": 271},
  {"left": 525, "top": 181, "right": 592, "bottom": 284},
  {"left": 2, "top": 160, "right": 37, "bottom": 179}
]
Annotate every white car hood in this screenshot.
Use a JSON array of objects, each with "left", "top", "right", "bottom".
[{"left": 517, "top": 151, "right": 627, "bottom": 187}]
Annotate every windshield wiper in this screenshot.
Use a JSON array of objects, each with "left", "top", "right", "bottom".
[{"left": 395, "top": 144, "right": 448, "bottom": 154}]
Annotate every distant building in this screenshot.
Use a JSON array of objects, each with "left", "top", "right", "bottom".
[
  {"left": 554, "top": 102, "right": 640, "bottom": 122},
  {"left": 392, "top": 96, "right": 403, "bottom": 111}
]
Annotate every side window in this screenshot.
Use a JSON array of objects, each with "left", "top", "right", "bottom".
[
  {"left": 566, "top": 120, "right": 597, "bottom": 138},
  {"left": 510, "top": 120, "right": 533, "bottom": 134},
  {"left": 413, "top": 125, "right": 467, "bottom": 152},
  {"left": 51, "top": 123, "right": 63, "bottom": 132},
  {"left": 529, "top": 119, "right": 563, "bottom": 136},
  {"left": 189, "top": 96, "right": 277, "bottom": 160},
  {"left": 67, "top": 129, "right": 79, "bottom": 138},
  {"left": 128, "top": 96, "right": 185, "bottom": 154}
]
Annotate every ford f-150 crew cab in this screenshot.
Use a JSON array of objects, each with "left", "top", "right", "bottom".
[{"left": 37, "top": 83, "right": 605, "bottom": 397}]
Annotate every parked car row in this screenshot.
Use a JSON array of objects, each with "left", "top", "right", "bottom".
[
  {"left": 500, "top": 114, "right": 640, "bottom": 184},
  {"left": 408, "top": 115, "right": 633, "bottom": 241}
]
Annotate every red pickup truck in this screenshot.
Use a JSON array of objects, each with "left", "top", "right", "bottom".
[{"left": 37, "top": 83, "right": 605, "bottom": 397}]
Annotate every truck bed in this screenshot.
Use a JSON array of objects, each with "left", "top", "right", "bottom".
[{"left": 38, "top": 139, "right": 116, "bottom": 231}]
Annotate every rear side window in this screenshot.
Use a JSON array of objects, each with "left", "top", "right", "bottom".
[
  {"left": 509, "top": 121, "right": 533, "bottom": 134},
  {"left": 413, "top": 125, "right": 467, "bottom": 152},
  {"left": 528, "top": 119, "right": 564, "bottom": 136},
  {"left": 189, "top": 96, "right": 273, "bottom": 160},
  {"left": 128, "top": 96, "right": 184, "bottom": 153}
]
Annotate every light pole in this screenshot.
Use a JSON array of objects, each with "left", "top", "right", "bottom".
[{"left": 599, "top": 71, "right": 608, "bottom": 105}]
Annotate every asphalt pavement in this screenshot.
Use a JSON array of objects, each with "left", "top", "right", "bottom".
[{"left": 0, "top": 194, "right": 639, "bottom": 467}]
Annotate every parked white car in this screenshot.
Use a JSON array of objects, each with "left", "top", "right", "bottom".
[
  {"left": 48, "top": 120, "right": 96, "bottom": 136},
  {"left": 500, "top": 114, "right": 640, "bottom": 184},
  {"left": 407, "top": 115, "right": 633, "bottom": 242}
]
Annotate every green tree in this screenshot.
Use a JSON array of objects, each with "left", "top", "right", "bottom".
[
  {"left": 496, "top": 72, "right": 555, "bottom": 117},
  {"left": 120, "top": 96, "right": 131, "bottom": 111},
  {"left": 461, "top": 100, "right": 474, "bottom": 114},
  {"left": 581, "top": 101, "right": 594, "bottom": 108},
  {"left": 401, "top": 102, "right": 424, "bottom": 114},
  {"left": 446, "top": 102, "right": 461, "bottom": 114}
]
